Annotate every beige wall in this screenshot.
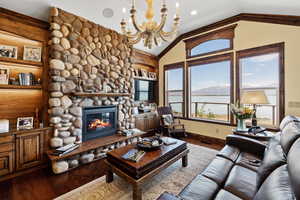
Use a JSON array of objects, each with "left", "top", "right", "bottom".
[{"left": 159, "top": 20, "right": 300, "bottom": 139}]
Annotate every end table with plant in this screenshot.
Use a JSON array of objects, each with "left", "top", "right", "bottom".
[{"left": 230, "top": 102, "right": 254, "bottom": 131}]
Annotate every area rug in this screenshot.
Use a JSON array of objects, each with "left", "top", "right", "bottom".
[{"left": 56, "top": 144, "right": 218, "bottom": 200}]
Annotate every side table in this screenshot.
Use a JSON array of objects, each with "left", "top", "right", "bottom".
[{"left": 232, "top": 129, "right": 274, "bottom": 142}]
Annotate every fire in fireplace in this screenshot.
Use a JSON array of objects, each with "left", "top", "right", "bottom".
[{"left": 82, "top": 106, "right": 117, "bottom": 142}]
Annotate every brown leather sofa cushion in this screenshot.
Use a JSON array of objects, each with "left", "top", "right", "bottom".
[
  {"left": 215, "top": 190, "right": 242, "bottom": 200},
  {"left": 254, "top": 165, "right": 295, "bottom": 200},
  {"left": 217, "top": 145, "right": 240, "bottom": 162},
  {"left": 224, "top": 165, "right": 257, "bottom": 200},
  {"left": 256, "top": 132, "right": 286, "bottom": 189},
  {"left": 287, "top": 139, "right": 300, "bottom": 199},
  {"left": 201, "top": 156, "right": 234, "bottom": 186},
  {"left": 180, "top": 175, "right": 219, "bottom": 200}
]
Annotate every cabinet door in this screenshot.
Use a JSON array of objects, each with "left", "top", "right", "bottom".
[
  {"left": 147, "top": 114, "right": 159, "bottom": 131},
  {"left": 135, "top": 116, "right": 146, "bottom": 131},
  {"left": 0, "top": 151, "right": 14, "bottom": 176},
  {"left": 16, "top": 131, "right": 43, "bottom": 170}
]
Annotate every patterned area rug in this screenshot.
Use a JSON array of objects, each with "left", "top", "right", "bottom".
[{"left": 56, "top": 143, "right": 218, "bottom": 200}]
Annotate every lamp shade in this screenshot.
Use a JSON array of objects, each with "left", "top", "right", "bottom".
[{"left": 240, "top": 90, "right": 269, "bottom": 105}]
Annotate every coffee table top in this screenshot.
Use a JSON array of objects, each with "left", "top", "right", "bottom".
[{"left": 106, "top": 137, "right": 188, "bottom": 179}]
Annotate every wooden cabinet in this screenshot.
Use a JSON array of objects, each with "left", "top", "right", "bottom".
[
  {"left": 16, "top": 130, "right": 44, "bottom": 170},
  {"left": 135, "top": 112, "right": 159, "bottom": 132},
  {"left": 0, "top": 127, "right": 50, "bottom": 180},
  {"left": 0, "top": 151, "right": 14, "bottom": 176}
]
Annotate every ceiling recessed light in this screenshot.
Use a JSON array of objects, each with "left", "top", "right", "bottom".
[
  {"left": 103, "top": 8, "right": 114, "bottom": 18},
  {"left": 190, "top": 10, "right": 197, "bottom": 16}
]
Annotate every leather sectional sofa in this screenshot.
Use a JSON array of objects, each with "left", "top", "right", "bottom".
[{"left": 158, "top": 116, "right": 300, "bottom": 200}]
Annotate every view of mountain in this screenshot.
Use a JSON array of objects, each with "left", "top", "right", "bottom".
[{"left": 191, "top": 86, "right": 230, "bottom": 96}]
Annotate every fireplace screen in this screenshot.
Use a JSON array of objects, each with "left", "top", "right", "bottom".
[
  {"left": 87, "top": 113, "right": 113, "bottom": 131},
  {"left": 82, "top": 106, "right": 117, "bottom": 141}
]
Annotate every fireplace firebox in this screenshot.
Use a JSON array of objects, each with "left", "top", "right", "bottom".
[{"left": 82, "top": 106, "right": 117, "bottom": 142}]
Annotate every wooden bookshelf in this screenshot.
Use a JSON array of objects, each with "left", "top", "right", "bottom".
[
  {"left": 0, "top": 85, "right": 42, "bottom": 89},
  {"left": 0, "top": 57, "right": 43, "bottom": 67}
]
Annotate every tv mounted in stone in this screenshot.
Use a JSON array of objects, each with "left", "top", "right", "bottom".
[{"left": 82, "top": 106, "right": 118, "bottom": 142}]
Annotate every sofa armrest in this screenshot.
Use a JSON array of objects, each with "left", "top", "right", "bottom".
[{"left": 226, "top": 135, "right": 267, "bottom": 157}]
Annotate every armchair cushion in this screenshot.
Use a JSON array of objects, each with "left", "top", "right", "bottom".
[{"left": 162, "top": 114, "right": 174, "bottom": 126}]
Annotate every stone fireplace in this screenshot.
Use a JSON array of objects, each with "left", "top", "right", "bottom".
[
  {"left": 82, "top": 106, "right": 117, "bottom": 142},
  {"left": 48, "top": 8, "right": 135, "bottom": 148}
]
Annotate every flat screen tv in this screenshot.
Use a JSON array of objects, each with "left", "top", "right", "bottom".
[{"left": 134, "top": 79, "right": 155, "bottom": 101}]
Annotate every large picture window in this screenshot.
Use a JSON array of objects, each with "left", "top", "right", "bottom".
[
  {"left": 164, "top": 63, "right": 184, "bottom": 117},
  {"left": 237, "top": 43, "right": 284, "bottom": 128},
  {"left": 188, "top": 53, "right": 233, "bottom": 123}
]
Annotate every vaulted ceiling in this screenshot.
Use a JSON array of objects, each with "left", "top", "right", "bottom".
[{"left": 1, "top": 0, "right": 300, "bottom": 55}]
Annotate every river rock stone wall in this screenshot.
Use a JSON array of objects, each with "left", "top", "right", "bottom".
[{"left": 48, "top": 8, "right": 135, "bottom": 148}]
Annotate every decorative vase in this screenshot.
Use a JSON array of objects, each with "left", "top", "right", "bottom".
[{"left": 236, "top": 119, "right": 247, "bottom": 131}]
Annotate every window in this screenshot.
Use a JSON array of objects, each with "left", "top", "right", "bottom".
[
  {"left": 191, "top": 39, "right": 231, "bottom": 57},
  {"left": 164, "top": 63, "right": 184, "bottom": 117},
  {"left": 237, "top": 43, "right": 284, "bottom": 128},
  {"left": 188, "top": 53, "right": 233, "bottom": 123},
  {"left": 185, "top": 24, "right": 237, "bottom": 58}
]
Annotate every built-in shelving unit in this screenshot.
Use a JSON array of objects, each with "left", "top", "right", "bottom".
[
  {"left": 0, "top": 24, "right": 48, "bottom": 130},
  {"left": 0, "top": 85, "right": 42, "bottom": 90}
]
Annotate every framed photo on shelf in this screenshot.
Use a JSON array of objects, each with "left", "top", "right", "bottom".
[
  {"left": 140, "top": 69, "right": 148, "bottom": 78},
  {"left": 0, "top": 66, "right": 9, "bottom": 84},
  {"left": 17, "top": 117, "right": 34, "bottom": 130},
  {"left": 0, "top": 45, "right": 18, "bottom": 59},
  {"left": 23, "top": 46, "right": 42, "bottom": 62}
]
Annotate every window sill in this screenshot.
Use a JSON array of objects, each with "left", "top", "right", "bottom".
[{"left": 182, "top": 117, "right": 235, "bottom": 126}]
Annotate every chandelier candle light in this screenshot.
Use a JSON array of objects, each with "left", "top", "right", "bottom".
[{"left": 121, "top": 0, "right": 180, "bottom": 49}]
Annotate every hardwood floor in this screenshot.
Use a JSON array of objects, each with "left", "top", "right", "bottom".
[{"left": 0, "top": 138, "right": 223, "bottom": 200}]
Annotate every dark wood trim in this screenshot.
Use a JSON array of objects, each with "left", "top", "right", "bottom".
[
  {"left": 184, "top": 24, "right": 237, "bottom": 59},
  {"left": 158, "top": 13, "right": 300, "bottom": 59},
  {"left": 186, "top": 132, "right": 226, "bottom": 146},
  {"left": 0, "top": 7, "right": 49, "bottom": 30},
  {"left": 163, "top": 62, "right": 185, "bottom": 116},
  {"left": 235, "top": 42, "right": 285, "bottom": 126},
  {"left": 186, "top": 53, "right": 234, "bottom": 124},
  {"left": 187, "top": 52, "right": 233, "bottom": 67},
  {"left": 132, "top": 48, "right": 158, "bottom": 69}
]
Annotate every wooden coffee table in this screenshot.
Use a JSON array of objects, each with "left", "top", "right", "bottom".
[{"left": 105, "top": 137, "right": 189, "bottom": 200}]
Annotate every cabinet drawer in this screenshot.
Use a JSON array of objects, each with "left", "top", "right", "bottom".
[
  {"left": 0, "top": 143, "right": 14, "bottom": 152},
  {"left": 0, "top": 151, "right": 14, "bottom": 176},
  {"left": 0, "top": 135, "right": 14, "bottom": 144}
]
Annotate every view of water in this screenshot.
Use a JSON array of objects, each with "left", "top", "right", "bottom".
[{"left": 168, "top": 94, "right": 277, "bottom": 125}]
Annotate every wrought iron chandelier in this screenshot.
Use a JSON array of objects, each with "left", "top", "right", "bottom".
[{"left": 120, "top": 0, "right": 180, "bottom": 49}]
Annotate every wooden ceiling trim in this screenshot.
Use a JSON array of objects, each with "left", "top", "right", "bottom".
[{"left": 158, "top": 13, "right": 300, "bottom": 59}]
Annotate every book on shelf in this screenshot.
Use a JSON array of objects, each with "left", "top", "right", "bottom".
[
  {"left": 52, "top": 143, "right": 80, "bottom": 157},
  {"left": 18, "top": 73, "right": 36, "bottom": 86}
]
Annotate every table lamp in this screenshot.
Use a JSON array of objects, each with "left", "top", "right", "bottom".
[{"left": 241, "top": 90, "right": 269, "bottom": 134}]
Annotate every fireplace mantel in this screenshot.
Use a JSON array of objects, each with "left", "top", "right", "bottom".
[{"left": 71, "top": 92, "right": 132, "bottom": 97}]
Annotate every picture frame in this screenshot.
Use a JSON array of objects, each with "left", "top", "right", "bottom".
[
  {"left": 140, "top": 69, "right": 148, "bottom": 78},
  {"left": 0, "top": 45, "right": 18, "bottom": 59},
  {"left": 17, "top": 117, "right": 34, "bottom": 130},
  {"left": 0, "top": 67, "right": 9, "bottom": 84},
  {"left": 23, "top": 46, "right": 42, "bottom": 62}
]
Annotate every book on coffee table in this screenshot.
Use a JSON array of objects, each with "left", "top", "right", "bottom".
[{"left": 121, "top": 149, "right": 145, "bottom": 162}]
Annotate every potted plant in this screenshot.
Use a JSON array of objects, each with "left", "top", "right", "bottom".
[{"left": 230, "top": 102, "right": 254, "bottom": 131}]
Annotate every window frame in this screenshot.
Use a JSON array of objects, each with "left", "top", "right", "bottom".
[
  {"left": 187, "top": 53, "right": 234, "bottom": 125},
  {"left": 236, "top": 42, "right": 285, "bottom": 128},
  {"left": 184, "top": 24, "right": 237, "bottom": 59},
  {"left": 163, "top": 62, "right": 185, "bottom": 118}
]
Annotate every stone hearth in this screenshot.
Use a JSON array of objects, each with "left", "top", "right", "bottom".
[{"left": 47, "top": 8, "right": 136, "bottom": 173}]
